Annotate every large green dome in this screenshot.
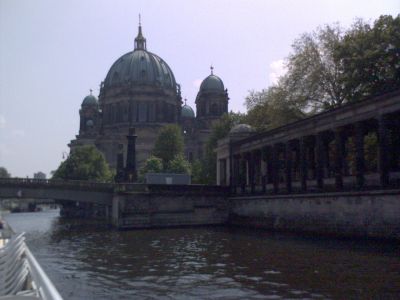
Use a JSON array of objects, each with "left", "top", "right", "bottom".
[{"left": 104, "top": 25, "right": 177, "bottom": 91}]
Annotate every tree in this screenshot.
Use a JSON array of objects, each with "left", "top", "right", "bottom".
[
  {"left": 334, "top": 15, "right": 400, "bottom": 102},
  {"left": 245, "top": 15, "right": 399, "bottom": 121},
  {"left": 282, "top": 23, "right": 347, "bottom": 111},
  {"left": 139, "top": 155, "right": 163, "bottom": 181},
  {"left": 196, "top": 112, "right": 245, "bottom": 184},
  {"left": 0, "top": 167, "right": 11, "bottom": 178},
  {"left": 52, "top": 145, "right": 113, "bottom": 182},
  {"left": 153, "top": 124, "right": 184, "bottom": 167},
  {"left": 245, "top": 86, "right": 306, "bottom": 131},
  {"left": 167, "top": 154, "right": 191, "bottom": 174}
]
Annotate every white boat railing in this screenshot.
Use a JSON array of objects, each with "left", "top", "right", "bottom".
[
  {"left": 0, "top": 232, "right": 63, "bottom": 299},
  {"left": 0, "top": 233, "right": 29, "bottom": 296},
  {"left": 24, "top": 246, "right": 62, "bottom": 300}
]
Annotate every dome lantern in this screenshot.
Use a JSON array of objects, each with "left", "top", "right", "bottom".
[{"left": 134, "top": 15, "right": 147, "bottom": 50}]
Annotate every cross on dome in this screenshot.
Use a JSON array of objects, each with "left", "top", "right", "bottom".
[{"left": 210, "top": 65, "right": 214, "bottom": 75}]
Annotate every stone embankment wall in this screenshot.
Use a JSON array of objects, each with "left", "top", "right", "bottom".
[
  {"left": 229, "top": 190, "right": 400, "bottom": 240},
  {"left": 112, "top": 185, "right": 229, "bottom": 229}
]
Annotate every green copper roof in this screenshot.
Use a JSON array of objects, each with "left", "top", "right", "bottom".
[
  {"left": 200, "top": 74, "right": 225, "bottom": 92},
  {"left": 181, "top": 104, "right": 195, "bottom": 118},
  {"left": 82, "top": 94, "right": 98, "bottom": 106},
  {"left": 103, "top": 25, "right": 177, "bottom": 91}
]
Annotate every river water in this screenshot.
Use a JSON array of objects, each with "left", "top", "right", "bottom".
[{"left": 4, "top": 211, "right": 400, "bottom": 299}]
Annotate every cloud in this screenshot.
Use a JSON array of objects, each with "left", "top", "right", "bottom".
[
  {"left": 269, "top": 59, "right": 287, "bottom": 85},
  {"left": 0, "top": 114, "right": 5, "bottom": 129},
  {"left": 192, "top": 79, "right": 202, "bottom": 88},
  {"left": 11, "top": 129, "right": 25, "bottom": 138}
]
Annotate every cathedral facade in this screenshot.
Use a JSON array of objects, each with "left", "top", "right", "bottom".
[{"left": 69, "top": 24, "right": 229, "bottom": 170}]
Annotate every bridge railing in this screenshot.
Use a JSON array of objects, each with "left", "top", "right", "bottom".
[{"left": 0, "top": 178, "right": 114, "bottom": 192}]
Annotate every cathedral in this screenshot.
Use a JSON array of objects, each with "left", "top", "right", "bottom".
[{"left": 69, "top": 23, "right": 229, "bottom": 170}]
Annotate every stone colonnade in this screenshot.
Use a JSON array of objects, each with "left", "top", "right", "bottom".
[{"left": 216, "top": 91, "right": 400, "bottom": 194}]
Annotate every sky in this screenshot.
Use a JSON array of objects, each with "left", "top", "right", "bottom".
[{"left": 0, "top": 0, "right": 398, "bottom": 178}]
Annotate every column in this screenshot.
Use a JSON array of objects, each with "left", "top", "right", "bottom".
[
  {"left": 315, "top": 132, "right": 324, "bottom": 190},
  {"left": 272, "top": 144, "right": 279, "bottom": 193},
  {"left": 240, "top": 155, "right": 246, "bottom": 193},
  {"left": 114, "top": 144, "right": 125, "bottom": 183},
  {"left": 334, "top": 128, "right": 344, "bottom": 189},
  {"left": 299, "top": 137, "right": 307, "bottom": 192},
  {"left": 285, "top": 141, "right": 292, "bottom": 193},
  {"left": 233, "top": 155, "right": 240, "bottom": 194},
  {"left": 229, "top": 144, "right": 233, "bottom": 189},
  {"left": 378, "top": 115, "right": 389, "bottom": 187},
  {"left": 216, "top": 159, "right": 221, "bottom": 186},
  {"left": 324, "top": 136, "right": 332, "bottom": 178},
  {"left": 249, "top": 152, "right": 256, "bottom": 194},
  {"left": 124, "top": 128, "right": 138, "bottom": 182},
  {"left": 261, "top": 147, "right": 268, "bottom": 193},
  {"left": 354, "top": 122, "right": 365, "bottom": 189}
]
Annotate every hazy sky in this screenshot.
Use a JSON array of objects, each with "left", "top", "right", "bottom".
[{"left": 0, "top": 0, "right": 398, "bottom": 177}]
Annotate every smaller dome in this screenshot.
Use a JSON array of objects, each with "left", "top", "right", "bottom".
[
  {"left": 181, "top": 104, "right": 195, "bottom": 118},
  {"left": 200, "top": 74, "right": 224, "bottom": 92},
  {"left": 229, "top": 124, "right": 255, "bottom": 135},
  {"left": 82, "top": 93, "right": 98, "bottom": 107}
]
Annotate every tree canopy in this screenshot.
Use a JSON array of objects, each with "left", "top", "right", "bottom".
[
  {"left": 334, "top": 15, "right": 400, "bottom": 102},
  {"left": 193, "top": 112, "right": 245, "bottom": 184},
  {"left": 244, "top": 14, "right": 400, "bottom": 131},
  {"left": 139, "top": 124, "right": 190, "bottom": 177},
  {"left": 52, "top": 145, "right": 113, "bottom": 181},
  {"left": 152, "top": 124, "right": 184, "bottom": 167},
  {"left": 167, "top": 154, "right": 191, "bottom": 174},
  {"left": 0, "top": 167, "right": 11, "bottom": 178},
  {"left": 244, "top": 86, "right": 306, "bottom": 131}
]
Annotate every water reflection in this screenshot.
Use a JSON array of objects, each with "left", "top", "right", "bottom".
[{"left": 5, "top": 211, "right": 400, "bottom": 299}]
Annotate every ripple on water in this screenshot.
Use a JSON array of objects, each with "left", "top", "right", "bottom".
[{"left": 4, "top": 212, "right": 400, "bottom": 300}]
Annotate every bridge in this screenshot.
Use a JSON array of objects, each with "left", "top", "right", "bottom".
[
  {"left": 0, "top": 178, "right": 229, "bottom": 229},
  {"left": 0, "top": 178, "right": 114, "bottom": 204}
]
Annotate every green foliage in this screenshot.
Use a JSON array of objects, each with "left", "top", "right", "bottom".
[
  {"left": 141, "top": 156, "right": 163, "bottom": 174},
  {"left": 334, "top": 15, "right": 400, "bottom": 102},
  {"left": 190, "top": 160, "right": 203, "bottom": 184},
  {"left": 138, "top": 155, "right": 163, "bottom": 182},
  {"left": 364, "top": 132, "right": 378, "bottom": 172},
  {"left": 244, "top": 14, "right": 400, "bottom": 136},
  {"left": 244, "top": 86, "right": 306, "bottom": 131},
  {"left": 52, "top": 145, "right": 113, "bottom": 182},
  {"left": 283, "top": 23, "right": 347, "bottom": 111},
  {"left": 153, "top": 124, "right": 184, "bottom": 166},
  {"left": 196, "top": 112, "right": 245, "bottom": 184},
  {"left": 167, "top": 154, "right": 191, "bottom": 174},
  {"left": 0, "top": 167, "right": 11, "bottom": 178}
]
